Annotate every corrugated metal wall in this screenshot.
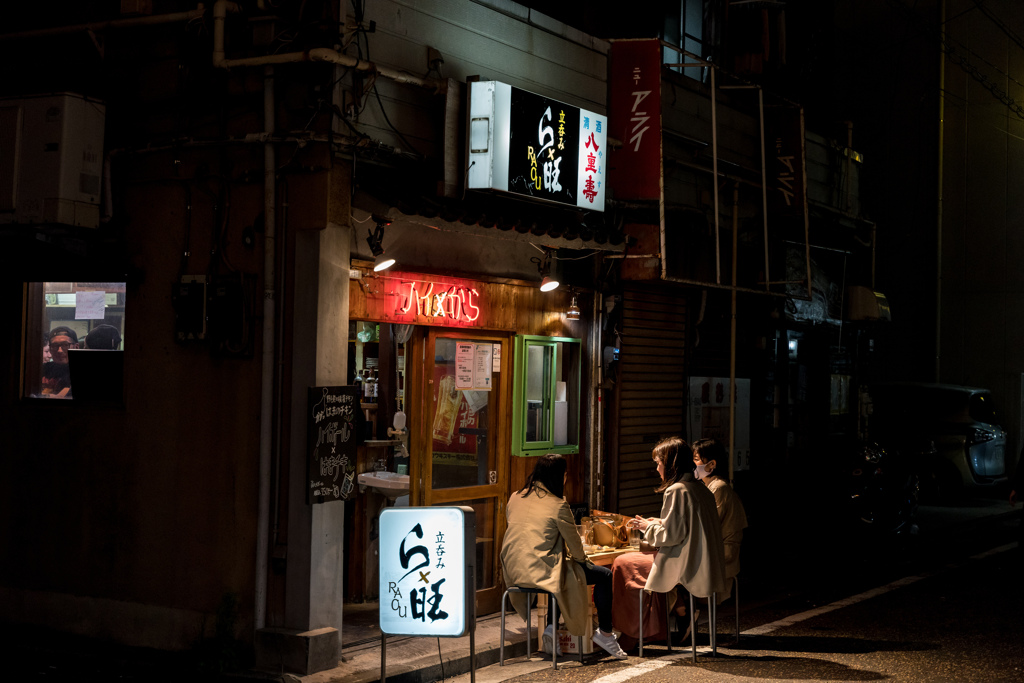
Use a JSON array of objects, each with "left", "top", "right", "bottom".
[{"left": 610, "top": 284, "right": 688, "bottom": 517}]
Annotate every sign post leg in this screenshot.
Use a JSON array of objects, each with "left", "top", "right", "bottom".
[
  {"left": 381, "top": 631, "right": 386, "bottom": 682},
  {"left": 470, "top": 565, "right": 477, "bottom": 683}
]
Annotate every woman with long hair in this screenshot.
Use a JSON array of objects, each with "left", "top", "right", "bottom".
[
  {"left": 612, "top": 436, "right": 728, "bottom": 647},
  {"left": 500, "top": 454, "right": 627, "bottom": 660}
]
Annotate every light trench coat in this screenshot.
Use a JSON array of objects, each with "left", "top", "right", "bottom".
[
  {"left": 643, "top": 478, "right": 729, "bottom": 598},
  {"left": 499, "top": 483, "right": 591, "bottom": 636}
]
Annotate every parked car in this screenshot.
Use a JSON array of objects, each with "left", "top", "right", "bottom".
[{"left": 866, "top": 382, "right": 1008, "bottom": 501}]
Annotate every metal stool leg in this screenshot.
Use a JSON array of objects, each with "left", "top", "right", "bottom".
[
  {"left": 551, "top": 595, "right": 559, "bottom": 669},
  {"left": 500, "top": 590, "right": 508, "bottom": 665},
  {"left": 709, "top": 593, "right": 717, "bottom": 656},
  {"left": 638, "top": 589, "right": 644, "bottom": 657},
  {"left": 665, "top": 589, "right": 672, "bottom": 653},
  {"left": 689, "top": 592, "right": 697, "bottom": 662},
  {"left": 735, "top": 576, "right": 740, "bottom": 645}
]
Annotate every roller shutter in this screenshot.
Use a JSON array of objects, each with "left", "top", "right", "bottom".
[{"left": 609, "top": 284, "right": 688, "bottom": 517}]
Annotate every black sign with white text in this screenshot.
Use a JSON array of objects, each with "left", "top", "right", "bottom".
[{"left": 307, "top": 385, "right": 363, "bottom": 503}]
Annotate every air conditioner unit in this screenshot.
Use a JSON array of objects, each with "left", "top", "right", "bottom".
[{"left": 0, "top": 93, "right": 106, "bottom": 228}]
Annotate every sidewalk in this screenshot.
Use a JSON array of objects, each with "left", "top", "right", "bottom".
[{"left": 305, "top": 611, "right": 550, "bottom": 683}]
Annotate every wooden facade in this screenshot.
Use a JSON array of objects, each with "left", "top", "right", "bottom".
[{"left": 345, "top": 270, "right": 591, "bottom": 609}]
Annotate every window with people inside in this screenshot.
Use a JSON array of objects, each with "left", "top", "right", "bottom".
[{"left": 27, "top": 282, "right": 125, "bottom": 402}]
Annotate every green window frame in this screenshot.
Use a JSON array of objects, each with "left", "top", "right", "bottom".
[{"left": 511, "top": 335, "right": 581, "bottom": 457}]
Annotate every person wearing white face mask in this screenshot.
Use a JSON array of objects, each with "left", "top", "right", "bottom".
[
  {"left": 613, "top": 436, "right": 728, "bottom": 648},
  {"left": 692, "top": 439, "right": 748, "bottom": 600}
]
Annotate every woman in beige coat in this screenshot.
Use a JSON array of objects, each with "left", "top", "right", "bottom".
[
  {"left": 500, "top": 454, "right": 627, "bottom": 659},
  {"left": 632, "top": 437, "right": 729, "bottom": 601}
]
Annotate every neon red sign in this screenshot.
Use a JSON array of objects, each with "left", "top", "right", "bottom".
[{"left": 396, "top": 281, "right": 481, "bottom": 323}]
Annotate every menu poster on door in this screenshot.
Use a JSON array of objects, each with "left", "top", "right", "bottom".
[
  {"left": 474, "top": 343, "right": 492, "bottom": 390},
  {"left": 455, "top": 342, "right": 475, "bottom": 389},
  {"left": 307, "top": 386, "right": 363, "bottom": 503},
  {"left": 454, "top": 342, "right": 493, "bottom": 391}
]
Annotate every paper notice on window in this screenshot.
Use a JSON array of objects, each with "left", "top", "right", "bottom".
[
  {"left": 75, "top": 291, "right": 106, "bottom": 320},
  {"left": 455, "top": 342, "right": 475, "bottom": 389},
  {"left": 474, "top": 343, "right": 492, "bottom": 390},
  {"left": 492, "top": 343, "right": 501, "bottom": 372},
  {"left": 464, "top": 390, "right": 488, "bottom": 414}
]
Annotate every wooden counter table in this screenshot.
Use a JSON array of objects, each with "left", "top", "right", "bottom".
[{"left": 585, "top": 546, "right": 640, "bottom": 567}]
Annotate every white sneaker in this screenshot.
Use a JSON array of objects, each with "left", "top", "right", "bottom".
[
  {"left": 592, "top": 629, "right": 628, "bottom": 660},
  {"left": 541, "top": 624, "right": 563, "bottom": 656}
]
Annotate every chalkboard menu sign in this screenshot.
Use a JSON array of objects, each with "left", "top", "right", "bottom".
[{"left": 307, "top": 386, "right": 364, "bottom": 504}]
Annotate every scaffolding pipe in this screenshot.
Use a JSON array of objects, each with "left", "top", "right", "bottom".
[
  {"left": 729, "top": 183, "right": 740, "bottom": 483},
  {"left": 758, "top": 89, "right": 770, "bottom": 291},
  {"left": 711, "top": 66, "right": 721, "bottom": 284}
]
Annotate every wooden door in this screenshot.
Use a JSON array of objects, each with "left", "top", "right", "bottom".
[{"left": 408, "top": 328, "right": 512, "bottom": 615}]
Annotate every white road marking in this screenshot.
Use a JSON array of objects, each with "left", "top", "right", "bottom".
[
  {"left": 970, "top": 541, "right": 1017, "bottom": 559},
  {"left": 741, "top": 573, "right": 927, "bottom": 636},
  {"left": 588, "top": 540, "right": 1018, "bottom": 683}
]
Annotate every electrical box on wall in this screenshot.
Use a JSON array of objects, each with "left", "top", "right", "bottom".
[
  {"left": 173, "top": 276, "right": 207, "bottom": 341},
  {"left": 0, "top": 93, "right": 106, "bottom": 228}
]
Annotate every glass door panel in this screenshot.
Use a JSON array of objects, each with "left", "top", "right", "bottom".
[
  {"left": 422, "top": 330, "right": 510, "bottom": 615},
  {"left": 430, "top": 337, "right": 498, "bottom": 490}
]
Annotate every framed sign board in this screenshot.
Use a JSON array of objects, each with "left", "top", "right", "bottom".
[
  {"left": 307, "top": 385, "right": 363, "bottom": 503},
  {"left": 468, "top": 81, "right": 607, "bottom": 212},
  {"left": 378, "top": 506, "right": 476, "bottom": 637}
]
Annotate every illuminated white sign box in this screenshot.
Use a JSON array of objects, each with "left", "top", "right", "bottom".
[
  {"left": 468, "top": 81, "right": 607, "bottom": 212},
  {"left": 379, "top": 506, "right": 476, "bottom": 637}
]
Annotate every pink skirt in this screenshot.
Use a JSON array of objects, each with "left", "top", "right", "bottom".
[{"left": 611, "top": 551, "right": 669, "bottom": 649}]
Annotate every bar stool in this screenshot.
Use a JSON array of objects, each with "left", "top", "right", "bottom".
[
  {"left": 720, "top": 575, "right": 740, "bottom": 645},
  {"left": 638, "top": 588, "right": 718, "bottom": 662},
  {"left": 499, "top": 586, "right": 583, "bottom": 669}
]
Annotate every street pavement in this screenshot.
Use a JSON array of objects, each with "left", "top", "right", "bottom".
[
  {"left": 440, "top": 494, "right": 1023, "bottom": 683},
  {"left": 3, "top": 491, "right": 1020, "bottom": 682}
]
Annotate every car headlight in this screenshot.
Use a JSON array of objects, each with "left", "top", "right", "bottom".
[{"left": 969, "top": 428, "right": 997, "bottom": 444}]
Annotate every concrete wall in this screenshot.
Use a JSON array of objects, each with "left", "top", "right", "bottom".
[
  {"left": 940, "top": 0, "right": 1024, "bottom": 459},
  {"left": 0, "top": 3, "right": 340, "bottom": 650}
]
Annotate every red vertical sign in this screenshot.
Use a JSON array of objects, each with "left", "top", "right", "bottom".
[
  {"left": 608, "top": 39, "right": 663, "bottom": 201},
  {"left": 765, "top": 105, "right": 807, "bottom": 222}
]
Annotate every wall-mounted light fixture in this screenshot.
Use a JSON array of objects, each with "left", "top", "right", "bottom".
[
  {"left": 533, "top": 249, "right": 559, "bottom": 292},
  {"left": 566, "top": 288, "right": 581, "bottom": 320},
  {"left": 367, "top": 214, "right": 396, "bottom": 272}
]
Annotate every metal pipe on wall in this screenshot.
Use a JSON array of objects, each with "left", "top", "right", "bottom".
[
  {"left": 590, "top": 290, "right": 604, "bottom": 511},
  {"left": 729, "top": 183, "right": 739, "bottom": 484},
  {"left": 935, "top": 0, "right": 945, "bottom": 382},
  {"left": 0, "top": 6, "right": 207, "bottom": 41},
  {"left": 255, "top": 64, "right": 276, "bottom": 632},
  {"left": 212, "top": 0, "right": 444, "bottom": 91}
]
